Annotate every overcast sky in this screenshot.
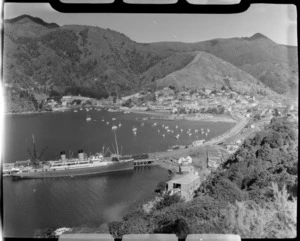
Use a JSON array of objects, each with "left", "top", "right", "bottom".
[{"left": 4, "top": 2, "right": 297, "bottom": 46}]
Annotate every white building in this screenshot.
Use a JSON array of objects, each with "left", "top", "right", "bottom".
[{"left": 166, "top": 173, "right": 200, "bottom": 201}]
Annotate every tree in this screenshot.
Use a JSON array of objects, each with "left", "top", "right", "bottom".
[
  {"left": 155, "top": 193, "right": 182, "bottom": 210},
  {"left": 273, "top": 108, "right": 280, "bottom": 117},
  {"left": 33, "top": 228, "right": 56, "bottom": 238},
  {"left": 108, "top": 221, "right": 124, "bottom": 239},
  {"left": 122, "top": 98, "right": 132, "bottom": 107},
  {"left": 155, "top": 181, "right": 167, "bottom": 194}
]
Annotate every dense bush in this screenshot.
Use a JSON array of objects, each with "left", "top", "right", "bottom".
[
  {"left": 40, "top": 29, "right": 81, "bottom": 63},
  {"left": 64, "top": 85, "right": 109, "bottom": 99},
  {"left": 155, "top": 193, "right": 182, "bottom": 210},
  {"left": 104, "top": 117, "right": 298, "bottom": 239}
]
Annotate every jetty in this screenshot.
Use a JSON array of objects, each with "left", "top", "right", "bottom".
[{"left": 133, "top": 158, "right": 156, "bottom": 167}]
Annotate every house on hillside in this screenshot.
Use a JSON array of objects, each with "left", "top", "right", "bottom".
[{"left": 166, "top": 172, "right": 200, "bottom": 201}]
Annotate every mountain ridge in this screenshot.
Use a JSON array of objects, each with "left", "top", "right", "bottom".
[
  {"left": 3, "top": 14, "right": 298, "bottom": 112},
  {"left": 5, "top": 14, "right": 60, "bottom": 29}
]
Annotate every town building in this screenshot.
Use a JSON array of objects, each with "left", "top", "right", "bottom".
[{"left": 166, "top": 172, "right": 200, "bottom": 201}]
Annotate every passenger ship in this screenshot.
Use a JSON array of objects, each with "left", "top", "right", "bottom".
[{"left": 5, "top": 151, "right": 134, "bottom": 179}]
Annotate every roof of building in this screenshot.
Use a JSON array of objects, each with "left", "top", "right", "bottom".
[
  {"left": 168, "top": 172, "right": 199, "bottom": 185},
  {"left": 123, "top": 234, "right": 177, "bottom": 241},
  {"left": 59, "top": 233, "right": 114, "bottom": 241}
]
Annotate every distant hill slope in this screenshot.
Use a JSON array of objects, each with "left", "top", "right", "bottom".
[
  {"left": 154, "top": 51, "right": 274, "bottom": 95},
  {"left": 3, "top": 15, "right": 297, "bottom": 112},
  {"left": 4, "top": 14, "right": 59, "bottom": 38},
  {"left": 4, "top": 14, "right": 59, "bottom": 28},
  {"left": 3, "top": 16, "right": 168, "bottom": 113},
  {"left": 241, "top": 62, "right": 298, "bottom": 97},
  {"left": 149, "top": 34, "right": 298, "bottom": 95}
]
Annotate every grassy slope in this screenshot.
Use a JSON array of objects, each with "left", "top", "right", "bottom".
[
  {"left": 150, "top": 35, "right": 298, "bottom": 95},
  {"left": 155, "top": 51, "right": 276, "bottom": 95}
]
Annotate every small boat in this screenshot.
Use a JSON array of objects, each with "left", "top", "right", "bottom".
[
  {"left": 153, "top": 123, "right": 157, "bottom": 126},
  {"left": 86, "top": 116, "right": 92, "bottom": 122},
  {"left": 118, "top": 123, "right": 122, "bottom": 127},
  {"left": 107, "top": 122, "right": 110, "bottom": 125},
  {"left": 180, "top": 129, "right": 183, "bottom": 132},
  {"left": 162, "top": 134, "right": 165, "bottom": 138},
  {"left": 74, "top": 110, "right": 78, "bottom": 113},
  {"left": 112, "top": 118, "right": 116, "bottom": 121},
  {"left": 175, "top": 125, "right": 178, "bottom": 129},
  {"left": 132, "top": 127, "right": 137, "bottom": 132}
]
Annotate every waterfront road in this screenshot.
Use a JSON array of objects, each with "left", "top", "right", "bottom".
[{"left": 203, "top": 115, "right": 249, "bottom": 146}]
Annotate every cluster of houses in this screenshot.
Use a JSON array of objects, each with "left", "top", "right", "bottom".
[
  {"left": 120, "top": 87, "right": 260, "bottom": 118},
  {"left": 45, "top": 95, "right": 100, "bottom": 110},
  {"left": 43, "top": 87, "right": 297, "bottom": 124},
  {"left": 166, "top": 156, "right": 201, "bottom": 201},
  {"left": 164, "top": 147, "right": 227, "bottom": 201}
]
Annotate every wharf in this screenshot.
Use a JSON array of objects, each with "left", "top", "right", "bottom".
[{"left": 133, "top": 158, "right": 157, "bottom": 167}]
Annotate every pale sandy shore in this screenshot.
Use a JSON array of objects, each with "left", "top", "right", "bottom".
[
  {"left": 130, "top": 110, "right": 237, "bottom": 123},
  {"left": 4, "top": 110, "right": 52, "bottom": 115}
]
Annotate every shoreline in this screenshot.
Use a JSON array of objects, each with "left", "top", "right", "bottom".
[
  {"left": 4, "top": 108, "right": 237, "bottom": 123},
  {"left": 130, "top": 110, "right": 237, "bottom": 123}
]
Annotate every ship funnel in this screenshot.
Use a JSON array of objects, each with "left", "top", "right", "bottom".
[
  {"left": 60, "top": 151, "right": 67, "bottom": 162},
  {"left": 78, "top": 149, "right": 84, "bottom": 161}
]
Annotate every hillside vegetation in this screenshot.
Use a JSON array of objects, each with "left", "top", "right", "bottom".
[
  {"left": 33, "top": 117, "right": 297, "bottom": 239},
  {"left": 150, "top": 34, "right": 298, "bottom": 95},
  {"left": 100, "top": 117, "right": 297, "bottom": 239},
  {"left": 3, "top": 15, "right": 297, "bottom": 113},
  {"left": 155, "top": 51, "right": 273, "bottom": 95}
]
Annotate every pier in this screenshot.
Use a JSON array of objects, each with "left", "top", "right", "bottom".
[
  {"left": 133, "top": 158, "right": 157, "bottom": 167},
  {"left": 133, "top": 158, "right": 156, "bottom": 167}
]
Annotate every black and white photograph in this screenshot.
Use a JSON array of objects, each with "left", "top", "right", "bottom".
[{"left": 1, "top": 0, "right": 298, "bottom": 239}]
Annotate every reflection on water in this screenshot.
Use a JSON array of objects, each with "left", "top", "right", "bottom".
[
  {"left": 3, "top": 110, "right": 234, "bottom": 237},
  {"left": 4, "top": 110, "right": 234, "bottom": 162},
  {"left": 3, "top": 167, "right": 169, "bottom": 237}
]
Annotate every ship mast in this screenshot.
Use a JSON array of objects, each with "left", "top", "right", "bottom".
[
  {"left": 28, "top": 135, "right": 48, "bottom": 168},
  {"left": 114, "top": 129, "right": 119, "bottom": 157},
  {"left": 112, "top": 126, "right": 119, "bottom": 158},
  {"left": 32, "top": 134, "right": 37, "bottom": 162}
]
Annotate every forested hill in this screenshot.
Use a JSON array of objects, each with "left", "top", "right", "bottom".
[
  {"left": 98, "top": 117, "right": 297, "bottom": 239},
  {"left": 3, "top": 15, "right": 297, "bottom": 113},
  {"left": 149, "top": 34, "right": 298, "bottom": 98}
]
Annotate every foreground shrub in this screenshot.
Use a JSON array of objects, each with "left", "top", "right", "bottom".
[
  {"left": 217, "top": 183, "right": 297, "bottom": 238},
  {"left": 155, "top": 193, "right": 182, "bottom": 210}
]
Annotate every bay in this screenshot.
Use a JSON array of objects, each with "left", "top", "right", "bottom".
[{"left": 2, "top": 109, "right": 235, "bottom": 237}]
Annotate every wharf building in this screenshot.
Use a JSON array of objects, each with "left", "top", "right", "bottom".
[{"left": 166, "top": 172, "right": 200, "bottom": 201}]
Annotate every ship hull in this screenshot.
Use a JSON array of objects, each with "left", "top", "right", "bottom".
[{"left": 11, "top": 161, "right": 134, "bottom": 179}]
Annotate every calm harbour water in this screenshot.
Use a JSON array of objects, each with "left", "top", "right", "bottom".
[{"left": 3, "top": 109, "right": 235, "bottom": 237}]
